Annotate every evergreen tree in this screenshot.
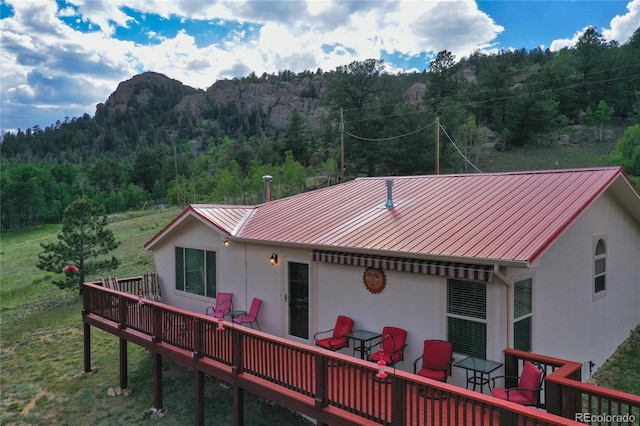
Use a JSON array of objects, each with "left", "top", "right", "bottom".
[
  {"left": 37, "top": 198, "right": 120, "bottom": 294},
  {"left": 325, "top": 59, "right": 387, "bottom": 176},
  {"left": 426, "top": 50, "right": 459, "bottom": 112},
  {"left": 283, "top": 110, "right": 312, "bottom": 166}
]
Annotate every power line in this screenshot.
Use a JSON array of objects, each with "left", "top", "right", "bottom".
[
  {"left": 438, "top": 123, "right": 482, "bottom": 173},
  {"left": 343, "top": 118, "right": 483, "bottom": 173},
  {"left": 343, "top": 122, "right": 435, "bottom": 142}
]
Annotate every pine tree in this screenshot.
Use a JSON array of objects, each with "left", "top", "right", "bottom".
[{"left": 37, "top": 198, "right": 120, "bottom": 294}]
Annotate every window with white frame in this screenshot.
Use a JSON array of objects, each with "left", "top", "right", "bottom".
[
  {"left": 594, "top": 237, "right": 607, "bottom": 295},
  {"left": 175, "top": 247, "right": 217, "bottom": 298},
  {"left": 447, "top": 279, "right": 486, "bottom": 358},
  {"left": 514, "top": 278, "right": 533, "bottom": 351}
]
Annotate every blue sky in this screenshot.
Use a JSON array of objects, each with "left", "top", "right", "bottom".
[{"left": 1, "top": 0, "right": 639, "bottom": 134}]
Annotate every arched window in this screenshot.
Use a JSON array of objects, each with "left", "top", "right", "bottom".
[{"left": 594, "top": 238, "right": 606, "bottom": 294}]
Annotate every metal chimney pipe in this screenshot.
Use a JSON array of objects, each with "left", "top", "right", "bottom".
[
  {"left": 263, "top": 175, "right": 273, "bottom": 202},
  {"left": 385, "top": 179, "right": 394, "bottom": 209}
]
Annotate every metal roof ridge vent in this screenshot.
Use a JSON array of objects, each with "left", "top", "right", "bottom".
[
  {"left": 262, "top": 175, "right": 272, "bottom": 202},
  {"left": 385, "top": 179, "right": 394, "bottom": 209}
]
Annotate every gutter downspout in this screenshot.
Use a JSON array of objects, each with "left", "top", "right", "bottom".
[{"left": 493, "top": 264, "right": 513, "bottom": 353}]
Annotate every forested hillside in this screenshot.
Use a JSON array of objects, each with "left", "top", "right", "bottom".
[{"left": 2, "top": 26, "right": 639, "bottom": 230}]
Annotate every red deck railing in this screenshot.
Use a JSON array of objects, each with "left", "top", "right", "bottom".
[
  {"left": 82, "top": 281, "right": 639, "bottom": 426},
  {"left": 502, "top": 349, "right": 640, "bottom": 424}
]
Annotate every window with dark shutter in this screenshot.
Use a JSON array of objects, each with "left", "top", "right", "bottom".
[
  {"left": 174, "top": 246, "right": 217, "bottom": 298},
  {"left": 447, "top": 279, "right": 486, "bottom": 358},
  {"left": 514, "top": 278, "right": 533, "bottom": 351}
]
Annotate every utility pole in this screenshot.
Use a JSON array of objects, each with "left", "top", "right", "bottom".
[
  {"left": 340, "top": 108, "right": 345, "bottom": 182},
  {"left": 174, "top": 145, "right": 180, "bottom": 207},
  {"left": 435, "top": 116, "right": 440, "bottom": 175}
]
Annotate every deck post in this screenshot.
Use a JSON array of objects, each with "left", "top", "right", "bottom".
[
  {"left": 119, "top": 338, "right": 128, "bottom": 390},
  {"left": 390, "top": 375, "right": 405, "bottom": 426},
  {"left": 194, "top": 369, "right": 204, "bottom": 426},
  {"left": 83, "top": 322, "right": 91, "bottom": 373},
  {"left": 499, "top": 408, "right": 516, "bottom": 426},
  {"left": 545, "top": 378, "right": 561, "bottom": 416},
  {"left": 192, "top": 319, "right": 202, "bottom": 358},
  {"left": 232, "top": 328, "right": 243, "bottom": 373},
  {"left": 232, "top": 327, "right": 244, "bottom": 426},
  {"left": 233, "top": 380, "right": 244, "bottom": 426},
  {"left": 153, "top": 352, "right": 163, "bottom": 409},
  {"left": 118, "top": 296, "right": 127, "bottom": 329},
  {"left": 152, "top": 304, "right": 162, "bottom": 342},
  {"left": 314, "top": 353, "right": 328, "bottom": 425},
  {"left": 82, "top": 291, "right": 92, "bottom": 373},
  {"left": 561, "top": 382, "right": 580, "bottom": 420},
  {"left": 504, "top": 351, "right": 518, "bottom": 389}
]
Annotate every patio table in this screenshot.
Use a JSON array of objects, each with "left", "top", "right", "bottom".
[
  {"left": 344, "top": 329, "right": 382, "bottom": 359},
  {"left": 454, "top": 356, "right": 503, "bottom": 393}
]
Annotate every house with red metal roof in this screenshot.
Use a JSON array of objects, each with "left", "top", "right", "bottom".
[{"left": 144, "top": 166, "right": 640, "bottom": 387}]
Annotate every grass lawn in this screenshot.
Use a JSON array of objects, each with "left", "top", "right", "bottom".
[{"left": 591, "top": 325, "right": 640, "bottom": 396}]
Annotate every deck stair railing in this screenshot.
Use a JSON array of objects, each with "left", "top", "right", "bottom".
[{"left": 83, "top": 281, "right": 640, "bottom": 426}]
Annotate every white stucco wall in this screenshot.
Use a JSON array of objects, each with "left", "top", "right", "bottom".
[
  {"left": 313, "top": 262, "right": 506, "bottom": 389},
  {"left": 315, "top": 263, "right": 445, "bottom": 364},
  {"left": 531, "top": 191, "right": 640, "bottom": 377},
  {"left": 150, "top": 217, "right": 294, "bottom": 335}
]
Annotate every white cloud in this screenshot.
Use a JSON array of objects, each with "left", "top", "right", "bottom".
[
  {"left": 551, "top": 0, "right": 640, "bottom": 50},
  {"left": 67, "top": 0, "right": 136, "bottom": 35},
  {"left": 602, "top": 0, "right": 640, "bottom": 43},
  {"left": 549, "top": 27, "right": 588, "bottom": 52},
  {"left": 57, "top": 6, "right": 76, "bottom": 18}
]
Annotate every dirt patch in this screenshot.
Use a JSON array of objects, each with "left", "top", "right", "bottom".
[{"left": 20, "top": 390, "right": 47, "bottom": 415}]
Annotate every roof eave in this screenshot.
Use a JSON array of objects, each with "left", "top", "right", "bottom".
[
  {"left": 225, "top": 237, "right": 531, "bottom": 269},
  {"left": 144, "top": 206, "right": 231, "bottom": 251}
]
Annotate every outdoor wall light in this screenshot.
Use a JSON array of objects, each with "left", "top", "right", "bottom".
[
  {"left": 270, "top": 253, "right": 278, "bottom": 265},
  {"left": 223, "top": 239, "right": 230, "bottom": 247}
]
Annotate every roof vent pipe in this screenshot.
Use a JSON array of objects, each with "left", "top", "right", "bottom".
[
  {"left": 263, "top": 175, "right": 273, "bottom": 202},
  {"left": 385, "top": 179, "right": 394, "bottom": 209}
]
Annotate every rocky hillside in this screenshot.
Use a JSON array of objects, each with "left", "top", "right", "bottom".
[
  {"left": 95, "top": 71, "right": 333, "bottom": 132},
  {"left": 204, "top": 74, "right": 329, "bottom": 128},
  {"left": 95, "top": 71, "right": 202, "bottom": 118}
]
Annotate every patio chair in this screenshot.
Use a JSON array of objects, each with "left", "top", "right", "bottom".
[
  {"left": 490, "top": 360, "right": 545, "bottom": 407},
  {"left": 413, "top": 339, "right": 454, "bottom": 382},
  {"left": 141, "top": 273, "right": 161, "bottom": 301},
  {"left": 367, "top": 326, "right": 407, "bottom": 367},
  {"left": 102, "top": 276, "right": 119, "bottom": 291},
  {"left": 232, "top": 298, "right": 262, "bottom": 330},
  {"left": 205, "top": 292, "right": 234, "bottom": 319},
  {"left": 314, "top": 315, "right": 354, "bottom": 351}
]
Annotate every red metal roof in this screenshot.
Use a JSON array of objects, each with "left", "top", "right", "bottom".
[{"left": 146, "top": 167, "right": 639, "bottom": 267}]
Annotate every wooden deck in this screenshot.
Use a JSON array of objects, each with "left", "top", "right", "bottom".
[{"left": 82, "top": 281, "right": 640, "bottom": 426}]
